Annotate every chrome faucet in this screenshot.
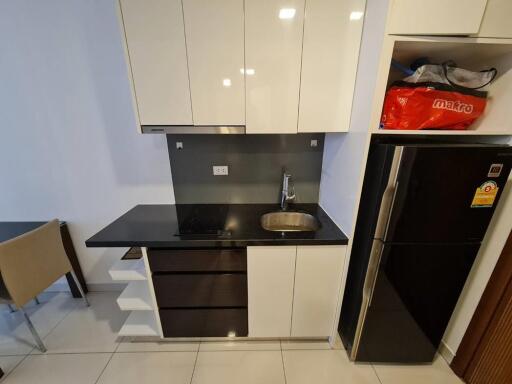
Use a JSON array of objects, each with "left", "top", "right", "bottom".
[{"left": 281, "top": 172, "right": 296, "bottom": 210}]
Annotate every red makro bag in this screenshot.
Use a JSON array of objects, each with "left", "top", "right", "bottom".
[
  {"left": 381, "top": 63, "right": 497, "bottom": 130},
  {"left": 381, "top": 83, "right": 487, "bottom": 130}
]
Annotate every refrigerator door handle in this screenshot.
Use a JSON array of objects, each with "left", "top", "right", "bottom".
[
  {"left": 351, "top": 240, "right": 384, "bottom": 360},
  {"left": 368, "top": 244, "right": 385, "bottom": 307},
  {"left": 383, "top": 181, "right": 400, "bottom": 241},
  {"left": 374, "top": 147, "right": 403, "bottom": 240}
]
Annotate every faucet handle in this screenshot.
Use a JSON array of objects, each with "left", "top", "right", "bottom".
[{"left": 287, "top": 185, "right": 296, "bottom": 201}]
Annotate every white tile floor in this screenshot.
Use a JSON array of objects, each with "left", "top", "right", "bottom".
[{"left": 0, "top": 292, "right": 463, "bottom": 384}]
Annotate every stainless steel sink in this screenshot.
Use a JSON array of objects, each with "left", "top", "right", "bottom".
[{"left": 261, "top": 211, "right": 319, "bottom": 232}]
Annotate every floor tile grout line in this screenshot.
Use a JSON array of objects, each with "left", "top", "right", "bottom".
[
  {"left": 28, "top": 351, "right": 119, "bottom": 356},
  {"left": 371, "top": 364, "right": 384, "bottom": 384},
  {"left": 93, "top": 351, "right": 116, "bottom": 384},
  {"left": 198, "top": 348, "right": 282, "bottom": 353},
  {"left": 280, "top": 346, "right": 288, "bottom": 384},
  {"left": 188, "top": 348, "right": 200, "bottom": 384},
  {"left": 38, "top": 293, "right": 82, "bottom": 341},
  {"left": 114, "top": 350, "right": 199, "bottom": 354},
  {"left": 0, "top": 351, "right": 32, "bottom": 382},
  {"left": 18, "top": 293, "right": 80, "bottom": 356}
]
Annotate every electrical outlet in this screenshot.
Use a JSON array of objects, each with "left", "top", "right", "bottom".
[
  {"left": 310, "top": 139, "right": 318, "bottom": 147},
  {"left": 176, "top": 142, "right": 183, "bottom": 150},
  {"left": 213, "top": 165, "right": 229, "bottom": 176}
]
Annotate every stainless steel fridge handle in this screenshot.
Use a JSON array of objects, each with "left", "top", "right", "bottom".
[
  {"left": 368, "top": 181, "right": 398, "bottom": 306},
  {"left": 368, "top": 245, "right": 384, "bottom": 307},
  {"left": 373, "top": 146, "right": 403, "bottom": 241},
  {"left": 383, "top": 181, "right": 400, "bottom": 241}
]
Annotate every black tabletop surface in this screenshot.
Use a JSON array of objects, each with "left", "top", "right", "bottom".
[
  {"left": 86, "top": 204, "right": 348, "bottom": 248},
  {"left": 0, "top": 222, "right": 46, "bottom": 243},
  {"left": 0, "top": 221, "right": 67, "bottom": 243}
]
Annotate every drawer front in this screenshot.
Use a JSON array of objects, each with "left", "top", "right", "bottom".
[
  {"left": 153, "top": 274, "right": 247, "bottom": 308},
  {"left": 148, "top": 248, "right": 246, "bottom": 272},
  {"left": 160, "top": 308, "right": 248, "bottom": 337}
]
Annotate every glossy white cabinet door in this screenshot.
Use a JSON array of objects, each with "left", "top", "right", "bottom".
[
  {"left": 120, "top": 0, "right": 192, "bottom": 125},
  {"left": 387, "top": 0, "right": 487, "bottom": 36},
  {"left": 245, "top": 0, "right": 305, "bottom": 133},
  {"left": 477, "top": 0, "right": 512, "bottom": 38},
  {"left": 291, "top": 245, "right": 346, "bottom": 337},
  {"left": 247, "top": 246, "right": 296, "bottom": 337},
  {"left": 183, "top": 0, "right": 245, "bottom": 125},
  {"left": 298, "top": 0, "right": 365, "bottom": 133}
]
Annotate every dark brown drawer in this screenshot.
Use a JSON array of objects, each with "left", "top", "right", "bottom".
[
  {"left": 148, "top": 248, "right": 246, "bottom": 272},
  {"left": 152, "top": 274, "right": 247, "bottom": 308},
  {"left": 160, "top": 308, "right": 248, "bottom": 337}
]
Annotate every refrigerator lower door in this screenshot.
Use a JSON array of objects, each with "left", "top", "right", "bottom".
[{"left": 352, "top": 242, "right": 479, "bottom": 363}]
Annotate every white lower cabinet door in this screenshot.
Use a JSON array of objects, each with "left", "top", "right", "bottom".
[
  {"left": 247, "top": 246, "right": 296, "bottom": 337},
  {"left": 291, "top": 245, "right": 346, "bottom": 337}
]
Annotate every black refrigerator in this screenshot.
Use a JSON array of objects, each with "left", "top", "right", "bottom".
[{"left": 339, "top": 141, "right": 512, "bottom": 363}]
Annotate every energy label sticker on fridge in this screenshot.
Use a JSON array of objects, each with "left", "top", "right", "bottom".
[{"left": 471, "top": 181, "right": 499, "bottom": 208}]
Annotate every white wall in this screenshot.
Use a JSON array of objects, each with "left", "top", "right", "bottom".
[{"left": 0, "top": 1, "right": 174, "bottom": 286}]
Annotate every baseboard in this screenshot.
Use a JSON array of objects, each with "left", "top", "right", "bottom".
[
  {"left": 87, "top": 283, "right": 127, "bottom": 292},
  {"left": 439, "top": 339, "right": 456, "bottom": 364}
]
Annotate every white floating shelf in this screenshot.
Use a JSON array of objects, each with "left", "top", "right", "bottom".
[
  {"left": 119, "top": 311, "right": 159, "bottom": 337},
  {"left": 117, "top": 281, "right": 153, "bottom": 311},
  {"left": 109, "top": 259, "right": 147, "bottom": 281}
]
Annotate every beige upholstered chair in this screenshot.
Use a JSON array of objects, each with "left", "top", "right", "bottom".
[{"left": 0, "top": 219, "right": 88, "bottom": 352}]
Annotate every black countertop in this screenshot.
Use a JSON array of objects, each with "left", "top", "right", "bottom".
[{"left": 86, "top": 204, "right": 348, "bottom": 248}]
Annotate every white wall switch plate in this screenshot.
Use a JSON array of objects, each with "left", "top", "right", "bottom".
[
  {"left": 310, "top": 139, "right": 318, "bottom": 147},
  {"left": 213, "top": 165, "right": 229, "bottom": 176},
  {"left": 176, "top": 142, "right": 183, "bottom": 150}
]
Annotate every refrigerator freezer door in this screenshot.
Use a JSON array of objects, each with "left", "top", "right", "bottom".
[
  {"left": 383, "top": 146, "right": 511, "bottom": 243},
  {"left": 353, "top": 242, "right": 479, "bottom": 363}
]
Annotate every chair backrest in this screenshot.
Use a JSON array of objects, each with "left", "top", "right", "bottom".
[{"left": 0, "top": 220, "right": 72, "bottom": 307}]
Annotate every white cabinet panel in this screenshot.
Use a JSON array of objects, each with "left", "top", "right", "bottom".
[
  {"left": 120, "top": 0, "right": 192, "bottom": 125},
  {"left": 292, "top": 245, "right": 346, "bottom": 337},
  {"left": 477, "top": 0, "right": 512, "bottom": 38},
  {"left": 387, "top": 0, "right": 487, "bottom": 36},
  {"left": 298, "top": 0, "right": 365, "bottom": 133},
  {"left": 247, "top": 246, "right": 296, "bottom": 337},
  {"left": 183, "top": 0, "right": 245, "bottom": 125},
  {"left": 245, "top": 0, "right": 305, "bottom": 133}
]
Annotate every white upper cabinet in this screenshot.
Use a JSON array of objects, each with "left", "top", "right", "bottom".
[
  {"left": 298, "top": 0, "right": 365, "bottom": 133},
  {"left": 245, "top": 0, "right": 305, "bottom": 134},
  {"left": 477, "top": 0, "right": 512, "bottom": 38},
  {"left": 182, "top": 0, "right": 245, "bottom": 126},
  {"left": 291, "top": 246, "right": 346, "bottom": 337},
  {"left": 119, "top": 0, "right": 193, "bottom": 126},
  {"left": 386, "top": 0, "right": 488, "bottom": 36},
  {"left": 247, "top": 246, "right": 296, "bottom": 337}
]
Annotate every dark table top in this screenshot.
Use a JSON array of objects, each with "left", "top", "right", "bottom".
[
  {"left": 0, "top": 221, "right": 66, "bottom": 243},
  {"left": 0, "top": 222, "right": 46, "bottom": 242},
  {"left": 86, "top": 204, "right": 348, "bottom": 248}
]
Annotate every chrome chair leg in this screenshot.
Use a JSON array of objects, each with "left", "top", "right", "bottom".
[
  {"left": 7, "top": 304, "right": 16, "bottom": 313},
  {"left": 34, "top": 296, "right": 40, "bottom": 305},
  {"left": 70, "top": 270, "right": 89, "bottom": 307},
  {"left": 20, "top": 308, "right": 46, "bottom": 353}
]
